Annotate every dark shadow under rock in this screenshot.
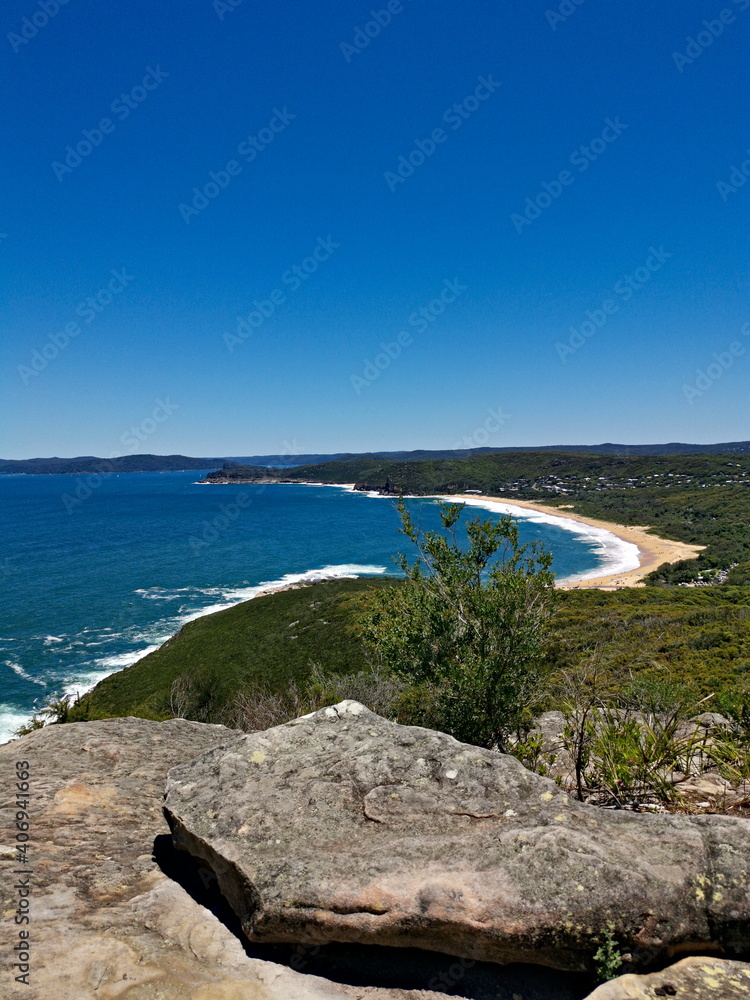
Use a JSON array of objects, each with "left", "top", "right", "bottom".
[{"left": 153, "top": 832, "right": 596, "bottom": 1000}]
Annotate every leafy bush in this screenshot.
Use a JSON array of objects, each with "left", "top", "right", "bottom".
[
  {"left": 14, "top": 693, "right": 76, "bottom": 737},
  {"left": 360, "top": 499, "right": 555, "bottom": 749},
  {"left": 593, "top": 922, "right": 623, "bottom": 982}
]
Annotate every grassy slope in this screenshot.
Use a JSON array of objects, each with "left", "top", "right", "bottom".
[
  {"left": 69, "top": 579, "right": 750, "bottom": 724},
  {"left": 550, "top": 586, "right": 750, "bottom": 706},
  {"left": 68, "top": 578, "right": 392, "bottom": 722}
]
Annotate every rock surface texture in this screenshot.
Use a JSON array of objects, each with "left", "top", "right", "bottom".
[
  {"left": 164, "top": 701, "right": 750, "bottom": 972},
  {"left": 585, "top": 956, "right": 750, "bottom": 998},
  {"left": 1, "top": 717, "right": 453, "bottom": 1000}
]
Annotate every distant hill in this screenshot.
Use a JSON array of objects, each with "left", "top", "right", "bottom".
[
  {"left": 0, "top": 454, "right": 222, "bottom": 475},
  {"left": 232, "top": 442, "right": 750, "bottom": 464},
  {"left": 3, "top": 441, "right": 750, "bottom": 476}
]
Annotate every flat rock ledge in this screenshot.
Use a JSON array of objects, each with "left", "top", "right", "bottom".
[
  {"left": 164, "top": 701, "right": 750, "bottom": 973},
  {"left": 1, "top": 717, "right": 453, "bottom": 1000}
]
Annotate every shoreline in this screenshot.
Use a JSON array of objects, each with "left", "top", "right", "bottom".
[
  {"left": 0, "top": 562, "right": 388, "bottom": 745},
  {"left": 199, "top": 479, "right": 704, "bottom": 588},
  {"left": 447, "top": 493, "right": 705, "bottom": 589}
]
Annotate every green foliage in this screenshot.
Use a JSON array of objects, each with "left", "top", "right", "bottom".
[
  {"left": 360, "top": 499, "right": 555, "bottom": 748},
  {"left": 584, "top": 706, "right": 701, "bottom": 806},
  {"left": 547, "top": 657, "right": 750, "bottom": 806},
  {"left": 14, "top": 693, "right": 75, "bottom": 737},
  {"left": 548, "top": 587, "right": 750, "bottom": 701},
  {"left": 593, "top": 922, "right": 623, "bottom": 982},
  {"left": 508, "top": 730, "right": 554, "bottom": 776},
  {"left": 67, "top": 578, "right": 393, "bottom": 724}
]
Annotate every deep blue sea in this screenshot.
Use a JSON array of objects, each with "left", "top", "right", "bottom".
[{"left": 0, "top": 471, "right": 632, "bottom": 742}]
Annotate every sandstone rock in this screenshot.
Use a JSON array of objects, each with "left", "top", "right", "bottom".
[
  {"left": 0, "top": 717, "right": 454, "bottom": 1000},
  {"left": 690, "top": 712, "right": 734, "bottom": 731},
  {"left": 583, "top": 955, "right": 750, "bottom": 998},
  {"left": 164, "top": 701, "right": 750, "bottom": 972},
  {"left": 677, "top": 772, "right": 732, "bottom": 802},
  {"left": 526, "top": 710, "right": 575, "bottom": 788}
]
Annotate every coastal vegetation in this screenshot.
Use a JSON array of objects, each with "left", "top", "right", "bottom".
[
  {"left": 65, "top": 575, "right": 750, "bottom": 743},
  {"left": 360, "top": 498, "right": 555, "bottom": 749},
  {"left": 66, "top": 578, "right": 393, "bottom": 724},
  {"left": 61, "top": 573, "right": 750, "bottom": 811}
]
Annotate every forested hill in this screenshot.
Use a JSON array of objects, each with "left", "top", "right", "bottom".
[
  {"left": 204, "top": 451, "right": 750, "bottom": 586},
  {"left": 0, "top": 454, "right": 223, "bottom": 475},
  {"left": 4, "top": 440, "right": 750, "bottom": 476},
  {"left": 204, "top": 450, "right": 750, "bottom": 492}
]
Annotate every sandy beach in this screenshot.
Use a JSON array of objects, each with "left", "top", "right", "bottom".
[{"left": 447, "top": 493, "right": 705, "bottom": 590}]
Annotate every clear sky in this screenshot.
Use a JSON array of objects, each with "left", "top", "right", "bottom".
[{"left": 1, "top": 0, "right": 748, "bottom": 459}]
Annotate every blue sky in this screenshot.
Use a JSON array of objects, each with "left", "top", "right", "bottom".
[{"left": 1, "top": 0, "right": 748, "bottom": 458}]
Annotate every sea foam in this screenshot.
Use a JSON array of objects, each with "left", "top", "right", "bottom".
[{"left": 433, "top": 496, "right": 640, "bottom": 583}]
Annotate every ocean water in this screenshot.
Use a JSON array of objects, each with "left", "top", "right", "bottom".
[{"left": 0, "top": 471, "right": 637, "bottom": 742}]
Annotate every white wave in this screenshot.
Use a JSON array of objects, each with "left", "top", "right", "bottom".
[
  {"left": 135, "top": 585, "right": 235, "bottom": 602},
  {"left": 43, "top": 635, "right": 64, "bottom": 644},
  {"left": 292, "top": 482, "right": 357, "bottom": 491},
  {"left": 0, "top": 706, "right": 34, "bottom": 745},
  {"left": 130, "top": 632, "right": 174, "bottom": 646},
  {"left": 4, "top": 660, "right": 46, "bottom": 687},
  {"left": 58, "top": 644, "right": 163, "bottom": 704},
  {"left": 432, "top": 495, "right": 640, "bottom": 583},
  {"left": 92, "top": 646, "right": 162, "bottom": 669},
  {"left": 134, "top": 587, "right": 184, "bottom": 601},
  {"left": 177, "top": 563, "right": 388, "bottom": 625},
  {"left": 0, "top": 641, "right": 164, "bottom": 744},
  {"left": 206, "top": 481, "right": 359, "bottom": 491}
]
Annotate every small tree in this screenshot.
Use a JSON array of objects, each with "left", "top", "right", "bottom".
[{"left": 361, "top": 498, "right": 555, "bottom": 749}]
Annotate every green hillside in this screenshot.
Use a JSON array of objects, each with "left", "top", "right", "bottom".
[
  {"left": 67, "top": 578, "right": 750, "bottom": 726},
  {"left": 550, "top": 585, "right": 750, "bottom": 707},
  {"left": 68, "top": 577, "right": 392, "bottom": 723}
]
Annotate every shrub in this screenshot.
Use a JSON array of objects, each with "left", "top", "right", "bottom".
[{"left": 360, "top": 498, "right": 555, "bottom": 749}]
